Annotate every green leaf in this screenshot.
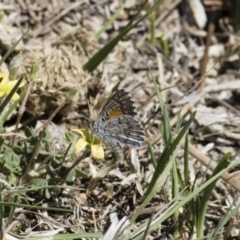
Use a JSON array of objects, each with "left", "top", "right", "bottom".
[
  {"left": 4, "top": 149, "right": 21, "bottom": 172},
  {"left": 31, "top": 178, "right": 45, "bottom": 188},
  {"left": 24, "top": 126, "right": 36, "bottom": 138},
  {"left": 75, "top": 168, "right": 88, "bottom": 178},
  {"left": 66, "top": 168, "right": 76, "bottom": 184}
]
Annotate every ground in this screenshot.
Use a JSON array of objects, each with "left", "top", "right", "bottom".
[{"left": 1, "top": 0, "right": 240, "bottom": 239}]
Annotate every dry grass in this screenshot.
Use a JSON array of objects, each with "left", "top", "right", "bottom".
[{"left": 1, "top": 0, "right": 240, "bottom": 239}]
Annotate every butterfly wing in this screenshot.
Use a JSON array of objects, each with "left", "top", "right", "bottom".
[
  {"left": 94, "top": 90, "right": 138, "bottom": 127},
  {"left": 101, "top": 115, "right": 145, "bottom": 146},
  {"left": 92, "top": 89, "right": 145, "bottom": 147}
]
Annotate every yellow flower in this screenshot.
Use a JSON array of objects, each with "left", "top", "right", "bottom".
[
  {"left": 71, "top": 128, "right": 104, "bottom": 159},
  {"left": 0, "top": 72, "right": 24, "bottom": 100}
]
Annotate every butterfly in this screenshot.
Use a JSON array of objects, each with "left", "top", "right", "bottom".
[{"left": 90, "top": 89, "right": 145, "bottom": 160}]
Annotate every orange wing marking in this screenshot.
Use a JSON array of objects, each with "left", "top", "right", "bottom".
[{"left": 109, "top": 107, "right": 123, "bottom": 118}]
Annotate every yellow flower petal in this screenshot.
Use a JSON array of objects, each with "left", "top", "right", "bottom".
[
  {"left": 72, "top": 128, "right": 104, "bottom": 158},
  {"left": 91, "top": 144, "right": 104, "bottom": 159},
  {"left": 0, "top": 73, "right": 8, "bottom": 83},
  {"left": 0, "top": 83, "right": 13, "bottom": 93},
  {"left": 75, "top": 138, "right": 88, "bottom": 151},
  {"left": 0, "top": 72, "right": 24, "bottom": 101},
  {"left": 2, "top": 80, "right": 24, "bottom": 89},
  {"left": 12, "top": 93, "right": 21, "bottom": 100},
  {"left": 71, "top": 128, "right": 89, "bottom": 140}
]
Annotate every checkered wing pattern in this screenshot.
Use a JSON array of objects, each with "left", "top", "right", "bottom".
[{"left": 95, "top": 90, "right": 138, "bottom": 124}]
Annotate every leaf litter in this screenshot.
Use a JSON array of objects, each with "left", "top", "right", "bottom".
[{"left": 1, "top": 0, "right": 240, "bottom": 239}]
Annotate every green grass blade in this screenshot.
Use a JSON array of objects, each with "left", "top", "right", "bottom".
[
  {"left": 130, "top": 144, "right": 177, "bottom": 224},
  {"left": 207, "top": 199, "right": 240, "bottom": 239},
  {"left": 6, "top": 194, "right": 18, "bottom": 227},
  {"left": 145, "top": 111, "right": 196, "bottom": 197},
  {"left": 141, "top": 215, "right": 153, "bottom": 240},
  {"left": 0, "top": 76, "right": 24, "bottom": 121},
  {"left": 196, "top": 152, "right": 232, "bottom": 238},
  {"left": 128, "top": 158, "right": 240, "bottom": 239},
  {"left": 147, "top": 141, "right": 157, "bottom": 168},
  {"left": 0, "top": 12, "right": 4, "bottom": 22},
  {"left": 172, "top": 161, "right": 180, "bottom": 239},
  {"left": 23, "top": 232, "right": 102, "bottom": 240},
  {"left": 0, "top": 201, "right": 71, "bottom": 212},
  {"left": 184, "top": 134, "right": 189, "bottom": 186},
  {"left": 160, "top": 34, "right": 170, "bottom": 57},
  {"left": 0, "top": 184, "right": 3, "bottom": 229},
  {"left": 150, "top": 11, "right": 156, "bottom": 44},
  {"left": 95, "top": 1, "right": 126, "bottom": 39},
  {"left": 175, "top": 108, "right": 183, "bottom": 133},
  {"left": 1, "top": 81, "right": 27, "bottom": 123},
  {"left": 234, "top": 0, "right": 240, "bottom": 32},
  {"left": 84, "top": 0, "right": 164, "bottom": 72},
  {"left": 0, "top": 30, "right": 29, "bottom": 67},
  {"left": 130, "top": 112, "right": 196, "bottom": 223},
  {"left": 151, "top": 69, "right": 172, "bottom": 144},
  {"left": 9, "top": 52, "right": 22, "bottom": 80}
]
